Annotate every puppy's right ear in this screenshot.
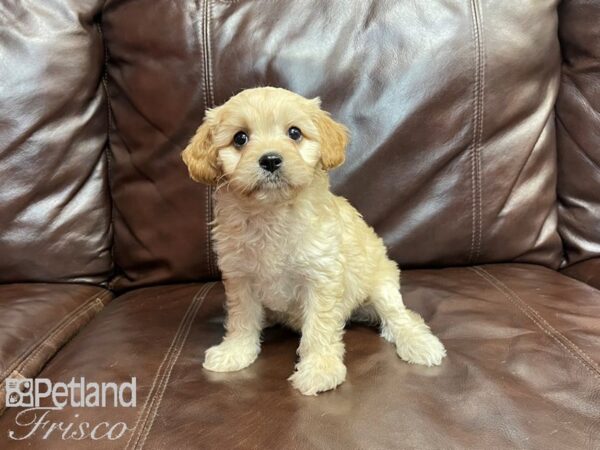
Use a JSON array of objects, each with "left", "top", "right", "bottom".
[{"left": 181, "top": 116, "right": 220, "bottom": 185}]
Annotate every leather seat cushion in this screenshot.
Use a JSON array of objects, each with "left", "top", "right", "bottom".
[
  {"left": 562, "top": 258, "right": 600, "bottom": 291},
  {"left": 1, "top": 264, "right": 598, "bottom": 448}
]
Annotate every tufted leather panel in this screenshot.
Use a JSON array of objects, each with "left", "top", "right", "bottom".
[
  {"left": 0, "top": 0, "right": 112, "bottom": 283},
  {"left": 101, "top": 0, "right": 216, "bottom": 289},
  {"left": 556, "top": 0, "right": 600, "bottom": 271}
]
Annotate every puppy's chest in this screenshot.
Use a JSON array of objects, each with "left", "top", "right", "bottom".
[{"left": 214, "top": 214, "right": 308, "bottom": 310}]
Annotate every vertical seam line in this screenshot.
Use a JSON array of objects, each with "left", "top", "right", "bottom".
[
  {"left": 96, "top": 13, "right": 117, "bottom": 286},
  {"left": 468, "top": 0, "right": 485, "bottom": 264},
  {"left": 207, "top": 0, "right": 216, "bottom": 277},
  {"left": 202, "top": 0, "right": 217, "bottom": 278},
  {"left": 475, "top": 0, "right": 485, "bottom": 262},
  {"left": 199, "top": 0, "right": 211, "bottom": 279}
]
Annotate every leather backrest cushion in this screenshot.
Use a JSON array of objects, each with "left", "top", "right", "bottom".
[
  {"left": 102, "top": 0, "right": 216, "bottom": 289},
  {"left": 0, "top": 0, "right": 112, "bottom": 283},
  {"left": 557, "top": 0, "right": 600, "bottom": 267},
  {"left": 104, "top": 0, "right": 564, "bottom": 289}
]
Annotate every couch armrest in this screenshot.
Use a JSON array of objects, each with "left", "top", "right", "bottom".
[
  {"left": 0, "top": 284, "right": 111, "bottom": 416},
  {"left": 561, "top": 259, "right": 600, "bottom": 290}
]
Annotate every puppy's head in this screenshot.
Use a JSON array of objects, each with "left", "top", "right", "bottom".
[{"left": 181, "top": 87, "right": 348, "bottom": 201}]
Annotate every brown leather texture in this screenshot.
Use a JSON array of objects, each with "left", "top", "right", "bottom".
[
  {"left": 0, "top": 284, "right": 111, "bottom": 414},
  {"left": 105, "top": 0, "right": 563, "bottom": 290},
  {"left": 0, "top": 0, "right": 112, "bottom": 284},
  {"left": 562, "top": 258, "right": 600, "bottom": 291},
  {"left": 557, "top": 0, "right": 600, "bottom": 269},
  {"left": 1, "top": 264, "right": 598, "bottom": 449},
  {"left": 3, "top": 0, "right": 600, "bottom": 448},
  {"left": 102, "top": 0, "right": 216, "bottom": 289}
]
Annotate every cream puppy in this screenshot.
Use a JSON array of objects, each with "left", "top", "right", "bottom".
[{"left": 182, "top": 87, "right": 446, "bottom": 395}]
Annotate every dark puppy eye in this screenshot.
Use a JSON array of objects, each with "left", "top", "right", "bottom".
[
  {"left": 288, "top": 126, "right": 302, "bottom": 141},
  {"left": 233, "top": 131, "right": 248, "bottom": 148}
]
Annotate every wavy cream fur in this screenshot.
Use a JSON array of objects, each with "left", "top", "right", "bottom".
[{"left": 182, "top": 87, "right": 446, "bottom": 395}]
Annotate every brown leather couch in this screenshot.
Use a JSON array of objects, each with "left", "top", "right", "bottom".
[{"left": 1, "top": 1, "right": 599, "bottom": 448}]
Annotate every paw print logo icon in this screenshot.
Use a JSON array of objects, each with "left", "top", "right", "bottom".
[{"left": 5, "top": 378, "right": 34, "bottom": 407}]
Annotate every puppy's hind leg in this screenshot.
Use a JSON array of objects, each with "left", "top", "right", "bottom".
[{"left": 370, "top": 278, "right": 446, "bottom": 367}]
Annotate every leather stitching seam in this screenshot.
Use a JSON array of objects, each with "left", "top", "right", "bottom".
[
  {"left": 14, "top": 298, "right": 106, "bottom": 377},
  {"left": 125, "top": 283, "right": 215, "bottom": 450},
  {"left": 470, "top": 267, "right": 600, "bottom": 380},
  {"left": 201, "top": 0, "right": 217, "bottom": 278},
  {"left": 207, "top": 0, "right": 216, "bottom": 277},
  {"left": 475, "top": 0, "right": 484, "bottom": 263},
  {"left": 96, "top": 12, "right": 117, "bottom": 286},
  {"left": 0, "top": 292, "right": 110, "bottom": 383},
  {"left": 197, "top": 0, "right": 212, "bottom": 278},
  {"left": 468, "top": 0, "right": 485, "bottom": 264},
  {"left": 136, "top": 283, "right": 215, "bottom": 448}
]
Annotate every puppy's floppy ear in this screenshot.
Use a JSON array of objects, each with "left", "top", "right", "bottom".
[
  {"left": 181, "top": 113, "right": 220, "bottom": 185},
  {"left": 311, "top": 99, "right": 349, "bottom": 170}
]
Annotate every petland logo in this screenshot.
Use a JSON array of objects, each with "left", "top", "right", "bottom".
[{"left": 5, "top": 377, "right": 136, "bottom": 441}]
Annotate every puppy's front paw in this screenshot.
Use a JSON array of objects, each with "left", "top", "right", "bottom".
[
  {"left": 288, "top": 355, "right": 347, "bottom": 396},
  {"left": 203, "top": 341, "right": 259, "bottom": 372},
  {"left": 396, "top": 331, "right": 446, "bottom": 367}
]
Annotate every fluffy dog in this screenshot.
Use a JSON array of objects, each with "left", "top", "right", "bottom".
[{"left": 182, "top": 87, "right": 446, "bottom": 395}]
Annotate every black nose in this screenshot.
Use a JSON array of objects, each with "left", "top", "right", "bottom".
[{"left": 258, "top": 152, "right": 283, "bottom": 173}]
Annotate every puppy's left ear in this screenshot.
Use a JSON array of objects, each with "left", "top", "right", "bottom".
[{"left": 312, "top": 105, "right": 349, "bottom": 170}]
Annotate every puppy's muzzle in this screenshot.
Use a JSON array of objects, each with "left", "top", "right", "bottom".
[{"left": 258, "top": 152, "right": 283, "bottom": 173}]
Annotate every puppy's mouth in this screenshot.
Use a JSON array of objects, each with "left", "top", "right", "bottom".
[
  {"left": 243, "top": 172, "right": 296, "bottom": 201},
  {"left": 257, "top": 173, "right": 287, "bottom": 190}
]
